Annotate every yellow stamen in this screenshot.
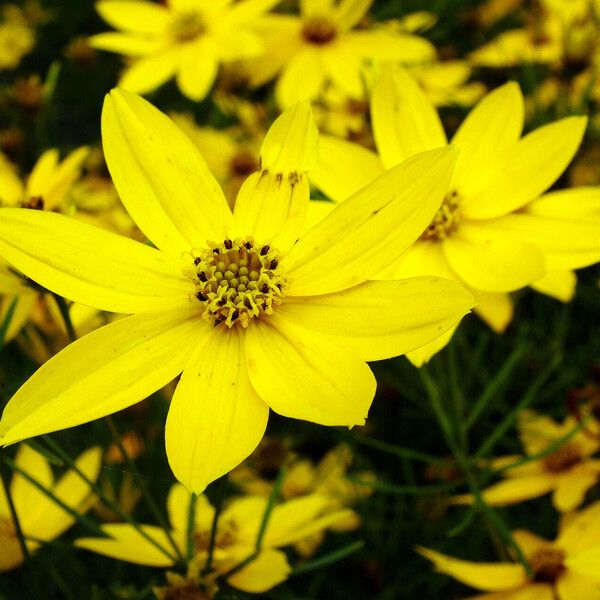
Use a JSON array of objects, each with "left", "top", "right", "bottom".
[
  {"left": 420, "top": 191, "right": 460, "bottom": 241},
  {"left": 191, "top": 238, "right": 285, "bottom": 328}
]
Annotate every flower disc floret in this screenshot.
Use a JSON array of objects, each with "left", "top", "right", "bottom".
[
  {"left": 191, "top": 238, "right": 285, "bottom": 328},
  {"left": 530, "top": 547, "right": 566, "bottom": 583},
  {"left": 302, "top": 16, "right": 338, "bottom": 45},
  {"left": 542, "top": 442, "right": 582, "bottom": 473},
  {"left": 420, "top": 191, "right": 461, "bottom": 241}
]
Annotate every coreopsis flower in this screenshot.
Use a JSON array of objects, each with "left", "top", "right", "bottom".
[
  {"left": 89, "top": 0, "right": 280, "bottom": 101},
  {"left": 0, "top": 4, "right": 36, "bottom": 70},
  {"left": 0, "top": 90, "right": 473, "bottom": 493},
  {"left": 0, "top": 444, "right": 101, "bottom": 570},
  {"left": 312, "top": 66, "right": 596, "bottom": 365},
  {"left": 77, "top": 483, "right": 355, "bottom": 593},
  {"left": 418, "top": 499, "right": 600, "bottom": 599},
  {"left": 242, "top": 0, "right": 435, "bottom": 108},
  {"left": 453, "top": 410, "right": 600, "bottom": 512}
]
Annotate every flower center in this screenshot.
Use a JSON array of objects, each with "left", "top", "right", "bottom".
[
  {"left": 420, "top": 191, "right": 461, "bottom": 241},
  {"left": 170, "top": 12, "right": 206, "bottom": 43},
  {"left": 543, "top": 443, "right": 582, "bottom": 473},
  {"left": 302, "top": 16, "right": 337, "bottom": 45},
  {"left": 530, "top": 547, "right": 566, "bottom": 583},
  {"left": 192, "top": 238, "right": 285, "bottom": 328},
  {"left": 194, "top": 519, "right": 238, "bottom": 553},
  {"left": 229, "top": 151, "right": 258, "bottom": 179}
]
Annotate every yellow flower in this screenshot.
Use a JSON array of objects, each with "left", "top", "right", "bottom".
[
  {"left": 76, "top": 483, "right": 354, "bottom": 593},
  {"left": 312, "top": 66, "right": 595, "bottom": 365},
  {"left": 418, "top": 499, "right": 600, "bottom": 599},
  {"left": 0, "top": 444, "right": 101, "bottom": 570},
  {"left": 89, "top": 0, "right": 279, "bottom": 101},
  {"left": 242, "top": 0, "right": 435, "bottom": 108},
  {"left": 0, "top": 90, "right": 473, "bottom": 493},
  {"left": 0, "top": 4, "right": 36, "bottom": 70},
  {"left": 453, "top": 410, "right": 600, "bottom": 512}
]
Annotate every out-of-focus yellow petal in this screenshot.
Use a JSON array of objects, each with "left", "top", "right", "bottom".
[
  {"left": 0, "top": 208, "right": 193, "bottom": 313},
  {"left": 462, "top": 116, "right": 588, "bottom": 219},
  {"left": 275, "top": 47, "right": 325, "bottom": 108},
  {"left": 278, "top": 278, "right": 473, "bottom": 361},
  {"left": 166, "top": 326, "right": 269, "bottom": 494},
  {"left": 442, "top": 222, "right": 545, "bottom": 293},
  {"left": 167, "top": 484, "right": 215, "bottom": 537},
  {"left": 102, "top": 89, "right": 232, "bottom": 255},
  {"left": 96, "top": 0, "right": 170, "bottom": 34},
  {"left": 119, "top": 50, "right": 180, "bottom": 95},
  {"left": 450, "top": 82, "right": 524, "bottom": 197},
  {"left": 468, "top": 584, "right": 555, "bottom": 600},
  {"left": 371, "top": 66, "right": 446, "bottom": 169},
  {"left": 406, "top": 326, "right": 456, "bottom": 367},
  {"left": 0, "top": 310, "right": 203, "bottom": 446},
  {"left": 245, "top": 316, "right": 375, "bottom": 427},
  {"left": 284, "top": 147, "right": 457, "bottom": 296},
  {"left": 552, "top": 466, "right": 599, "bottom": 512},
  {"left": 341, "top": 31, "right": 435, "bottom": 63},
  {"left": 88, "top": 32, "right": 161, "bottom": 56},
  {"left": 417, "top": 546, "right": 528, "bottom": 591},
  {"left": 512, "top": 530, "right": 549, "bottom": 559},
  {"left": 76, "top": 524, "right": 176, "bottom": 567},
  {"left": 473, "top": 291, "right": 513, "bottom": 333},
  {"left": 558, "top": 502, "right": 600, "bottom": 554},
  {"left": 234, "top": 102, "right": 317, "bottom": 249},
  {"left": 531, "top": 271, "right": 576, "bottom": 302},
  {"left": 527, "top": 187, "right": 600, "bottom": 219},
  {"left": 556, "top": 570, "right": 600, "bottom": 600},
  {"left": 0, "top": 157, "right": 24, "bottom": 206},
  {"left": 333, "top": 0, "right": 373, "bottom": 31},
  {"left": 1, "top": 292, "right": 36, "bottom": 343},
  {"left": 311, "top": 134, "right": 384, "bottom": 203},
  {"left": 25, "top": 149, "right": 59, "bottom": 199},
  {"left": 226, "top": 548, "right": 291, "bottom": 593},
  {"left": 176, "top": 39, "right": 218, "bottom": 101}
]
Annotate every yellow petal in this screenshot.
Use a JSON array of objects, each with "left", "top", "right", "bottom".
[
  {"left": 0, "top": 537, "right": 23, "bottom": 571},
  {"left": 233, "top": 102, "right": 318, "bottom": 249},
  {"left": 176, "top": 39, "right": 218, "bottom": 101},
  {"left": 527, "top": 187, "right": 600, "bottom": 220},
  {"left": 284, "top": 146, "right": 458, "bottom": 296},
  {"left": 311, "top": 134, "right": 385, "bottom": 203},
  {"left": 275, "top": 47, "right": 325, "bottom": 108},
  {"left": 453, "top": 474, "right": 556, "bottom": 506},
  {"left": 416, "top": 546, "right": 528, "bottom": 591},
  {"left": 462, "top": 116, "right": 588, "bottom": 219},
  {"left": 76, "top": 523, "right": 176, "bottom": 567},
  {"left": 102, "top": 89, "right": 232, "bottom": 255},
  {"left": 531, "top": 271, "right": 576, "bottom": 302},
  {"left": 469, "top": 585, "right": 555, "bottom": 600},
  {"left": 556, "top": 570, "right": 600, "bottom": 600},
  {"left": 0, "top": 310, "right": 203, "bottom": 446},
  {"left": 0, "top": 157, "right": 24, "bottom": 206},
  {"left": 278, "top": 278, "right": 473, "bottom": 361},
  {"left": 88, "top": 32, "right": 161, "bottom": 56},
  {"left": 473, "top": 291, "right": 513, "bottom": 333},
  {"left": 512, "top": 530, "right": 549, "bottom": 559},
  {"left": 245, "top": 315, "right": 375, "bottom": 427},
  {"left": 450, "top": 82, "right": 524, "bottom": 197},
  {"left": 442, "top": 222, "right": 545, "bottom": 293},
  {"left": 167, "top": 484, "right": 215, "bottom": 536},
  {"left": 25, "top": 149, "right": 59, "bottom": 199},
  {"left": 557, "top": 501, "right": 600, "bottom": 555},
  {"left": 1, "top": 292, "right": 36, "bottom": 343},
  {"left": 341, "top": 31, "right": 435, "bottom": 62},
  {"left": 303, "top": 200, "right": 335, "bottom": 233},
  {"left": 0, "top": 208, "right": 192, "bottom": 313},
  {"left": 333, "top": 0, "right": 373, "bottom": 31},
  {"left": 166, "top": 326, "right": 269, "bottom": 494},
  {"left": 226, "top": 548, "right": 291, "bottom": 593},
  {"left": 119, "top": 50, "right": 180, "bottom": 95},
  {"left": 96, "top": 0, "right": 169, "bottom": 34},
  {"left": 552, "top": 467, "right": 599, "bottom": 512},
  {"left": 405, "top": 326, "right": 456, "bottom": 367},
  {"left": 371, "top": 66, "right": 446, "bottom": 169}
]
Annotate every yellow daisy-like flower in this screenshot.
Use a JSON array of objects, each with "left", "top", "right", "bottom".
[
  {"left": 0, "top": 4, "right": 36, "bottom": 71},
  {"left": 0, "top": 90, "right": 473, "bottom": 493},
  {"left": 312, "top": 66, "right": 596, "bottom": 365},
  {"left": 89, "top": 0, "right": 279, "bottom": 101},
  {"left": 418, "top": 499, "right": 600, "bottom": 600},
  {"left": 77, "top": 483, "right": 354, "bottom": 593},
  {"left": 0, "top": 444, "right": 101, "bottom": 571},
  {"left": 242, "top": 0, "right": 435, "bottom": 108},
  {"left": 453, "top": 410, "right": 600, "bottom": 513}
]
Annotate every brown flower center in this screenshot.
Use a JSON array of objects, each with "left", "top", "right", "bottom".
[
  {"left": 229, "top": 151, "right": 258, "bottom": 178},
  {"left": 543, "top": 443, "right": 582, "bottom": 473},
  {"left": 194, "top": 519, "right": 238, "bottom": 553},
  {"left": 302, "top": 16, "right": 337, "bottom": 45},
  {"left": 530, "top": 547, "right": 566, "bottom": 583},
  {"left": 171, "top": 12, "right": 206, "bottom": 43},
  {"left": 420, "top": 191, "right": 461, "bottom": 241}
]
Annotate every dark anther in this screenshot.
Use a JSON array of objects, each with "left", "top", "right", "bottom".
[
  {"left": 213, "top": 248, "right": 220, "bottom": 254},
  {"left": 224, "top": 239, "right": 233, "bottom": 249},
  {"left": 194, "top": 257, "right": 201, "bottom": 265},
  {"left": 244, "top": 298, "right": 252, "bottom": 309},
  {"left": 199, "top": 271, "right": 207, "bottom": 282},
  {"left": 245, "top": 241, "right": 253, "bottom": 250},
  {"left": 270, "top": 259, "right": 278, "bottom": 269},
  {"left": 260, "top": 284, "right": 269, "bottom": 293},
  {"left": 260, "top": 245, "right": 270, "bottom": 255},
  {"left": 196, "top": 292, "right": 207, "bottom": 301},
  {"left": 231, "top": 310, "right": 239, "bottom": 321}
]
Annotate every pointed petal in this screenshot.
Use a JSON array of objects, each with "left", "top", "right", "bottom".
[
  {"left": 226, "top": 548, "right": 291, "bottom": 593},
  {"left": 340, "top": 31, "right": 435, "bottom": 62},
  {"left": 0, "top": 310, "right": 203, "bottom": 445},
  {"left": 552, "top": 467, "right": 598, "bottom": 512},
  {"left": 406, "top": 326, "right": 456, "bottom": 367},
  {"left": 333, "top": 0, "right": 373, "bottom": 31},
  {"left": 456, "top": 474, "right": 556, "bottom": 506},
  {"left": 371, "top": 66, "right": 446, "bottom": 169},
  {"left": 416, "top": 546, "right": 528, "bottom": 591},
  {"left": 462, "top": 116, "right": 588, "bottom": 219},
  {"left": 0, "top": 208, "right": 192, "bottom": 313},
  {"left": 442, "top": 222, "right": 545, "bottom": 293},
  {"left": 275, "top": 47, "right": 325, "bottom": 108},
  {"left": 531, "top": 271, "right": 576, "bottom": 302},
  {"left": 245, "top": 315, "right": 375, "bottom": 427},
  {"left": 102, "top": 88, "right": 232, "bottom": 254},
  {"left": 166, "top": 326, "right": 269, "bottom": 494},
  {"left": 119, "top": 50, "right": 180, "bottom": 95},
  {"left": 512, "top": 529, "right": 549, "bottom": 559},
  {"left": 233, "top": 102, "right": 318, "bottom": 249},
  {"left": 89, "top": 32, "right": 162, "bottom": 56},
  {"left": 278, "top": 278, "right": 473, "bottom": 361},
  {"left": 311, "top": 134, "right": 384, "bottom": 203},
  {"left": 284, "top": 147, "right": 458, "bottom": 296},
  {"left": 473, "top": 291, "right": 513, "bottom": 333},
  {"left": 96, "top": 0, "right": 170, "bottom": 34},
  {"left": 176, "top": 39, "right": 218, "bottom": 101},
  {"left": 76, "top": 524, "right": 176, "bottom": 567}
]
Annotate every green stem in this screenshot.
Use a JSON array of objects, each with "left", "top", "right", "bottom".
[
  {"left": 292, "top": 540, "right": 365, "bottom": 576},
  {"left": 203, "top": 475, "right": 228, "bottom": 575}
]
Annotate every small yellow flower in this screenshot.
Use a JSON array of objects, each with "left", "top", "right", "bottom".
[
  {"left": 0, "top": 4, "right": 36, "bottom": 71},
  {"left": 77, "top": 483, "right": 354, "bottom": 593},
  {"left": 89, "top": 0, "right": 280, "bottom": 101},
  {"left": 453, "top": 410, "right": 600, "bottom": 512},
  {"left": 0, "top": 90, "right": 473, "bottom": 493},
  {"left": 418, "top": 499, "right": 600, "bottom": 599},
  {"left": 242, "top": 0, "right": 435, "bottom": 108},
  {"left": 312, "top": 66, "right": 597, "bottom": 365},
  {"left": 0, "top": 444, "right": 101, "bottom": 571}
]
